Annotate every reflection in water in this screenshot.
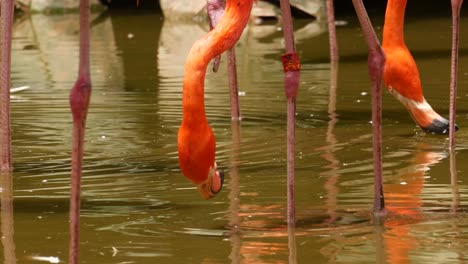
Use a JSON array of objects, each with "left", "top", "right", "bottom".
[
  {"left": 449, "top": 150, "right": 459, "bottom": 213},
  {"left": 384, "top": 145, "right": 445, "bottom": 264},
  {"left": 227, "top": 122, "right": 297, "bottom": 263},
  {"left": 109, "top": 11, "right": 162, "bottom": 92},
  {"left": 319, "top": 56, "right": 339, "bottom": 224},
  {"left": 1, "top": 173, "right": 16, "bottom": 264},
  {"left": 316, "top": 144, "right": 455, "bottom": 263},
  {"left": 227, "top": 121, "right": 241, "bottom": 264},
  {"left": 374, "top": 223, "right": 386, "bottom": 264},
  {"left": 159, "top": 15, "right": 326, "bottom": 263},
  {"left": 288, "top": 223, "right": 297, "bottom": 264}
]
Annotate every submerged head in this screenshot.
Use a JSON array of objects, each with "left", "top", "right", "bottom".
[
  {"left": 420, "top": 116, "right": 459, "bottom": 135},
  {"left": 406, "top": 102, "right": 459, "bottom": 135},
  {"left": 385, "top": 86, "right": 460, "bottom": 135},
  {"left": 197, "top": 163, "right": 225, "bottom": 199}
]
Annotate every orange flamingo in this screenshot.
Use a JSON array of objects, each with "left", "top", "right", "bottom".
[
  {"left": 382, "top": 0, "right": 459, "bottom": 134},
  {"left": 180, "top": 0, "right": 386, "bottom": 215},
  {"left": 177, "top": 0, "right": 254, "bottom": 199}
]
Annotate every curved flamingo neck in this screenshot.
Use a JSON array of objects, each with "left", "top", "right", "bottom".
[
  {"left": 383, "top": 0, "right": 407, "bottom": 47},
  {"left": 182, "top": 0, "right": 253, "bottom": 124}
]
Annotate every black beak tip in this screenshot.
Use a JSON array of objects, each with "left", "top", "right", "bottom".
[
  {"left": 424, "top": 118, "right": 459, "bottom": 135},
  {"left": 218, "top": 169, "right": 225, "bottom": 188},
  {"left": 212, "top": 169, "right": 224, "bottom": 195}
]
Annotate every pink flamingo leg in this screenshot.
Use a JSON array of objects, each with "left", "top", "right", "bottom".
[
  {"left": 0, "top": 0, "right": 14, "bottom": 171},
  {"left": 69, "top": 0, "right": 92, "bottom": 262},
  {"left": 449, "top": 0, "right": 463, "bottom": 149},
  {"left": 326, "top": 0, "right": 339, "bottom": 96},
  {"left": 207, "top": 0, "right": 225, "bottom": 73},
  {"left": 352, "top": 0, "right": 386, "bottom": 216},
  {"left": 326, "top": 0, "right": 338, "bottom": 66},
  {"left": 227, "top": 48, "right": 241, "bottom": 120},
  {"left": 207, "top": 0, "right": 241, "bottom": 120},
  {"left": 279, "top": 0, "right": 301, "bottom": 225}
]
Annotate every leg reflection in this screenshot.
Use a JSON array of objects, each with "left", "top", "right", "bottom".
[
  {"left": 315, "top": 48, "right": 340, "bottom": 224},
  {"left": 228, "top": 121, "right": 242, "bottom": 264},
  {"left": 1, "top": 172, "right": 16, "bottom": 264},
  {"left": 374, "top": 222, "right": 386, "bottom": 264},
  {"left": 288, "top": 223, "right": 297, "bottom": 264},
  {"left": 449, "top": 150, "right": 459, "bottom": 213},
  {"left": 227, "top": 121, "right": 296, "bottom": 263},
  {"left": 323, "top": 59, "right": 339, "bottom": 224}
]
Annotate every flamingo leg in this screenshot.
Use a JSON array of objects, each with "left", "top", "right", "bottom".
[
  {"left": 69, "top": 0, "right": 92, "bottom": 262},
  {"left": 326, "top": 0, "right": 339, "bottom": 122},
  {"left": 207, "top": 0, "right": 241, "bottom": 120},
  {"left": 207, "top": 0, "right": 225, "bottom": 73},
  {"left": 0, "top": 0, "right": 14, "bottom": 171},
  {"left": 279, "top": 0, "right": 301, "bottom": 225},
  {"left": 351, "top": 0, "right": 386, "bottom": 216},
  {"left": 449, "top": 0, "right": 463, "bottom": 149},
  {"left": 326, "top": 0, "right": 338, "bottom": 66},
  {"left": 227, "top": 48, "right": 241, "bottom": 120}
]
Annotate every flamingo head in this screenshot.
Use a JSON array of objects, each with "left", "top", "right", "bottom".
[
  {"left": 385, "top": 85, "right": 460, "bottom": 135},
  {"left": 403, "top": 99, "right": 459, "bottom": 135},
  {"left": 421, "top": 116, "right": 459, "bottom": 135},
  {"left": 197, "top": 162, "right": 224, "bottom": 199}
]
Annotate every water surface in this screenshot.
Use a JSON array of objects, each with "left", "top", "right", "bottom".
[{"left": 4, "top": 8, "right": 468, "bottom": 264}]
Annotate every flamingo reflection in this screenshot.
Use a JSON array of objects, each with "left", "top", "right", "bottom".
[
  {"left": 317, "top": 144, "right": 450, "bottom": 263},
  {"left": 384, "top": 145, "right": 446, "bottom": 264}
]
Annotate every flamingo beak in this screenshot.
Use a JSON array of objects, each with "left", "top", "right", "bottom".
[
  {"left": 214, "top": 169, "right": 225, "bottom": 193},
  {"left": 197, "top": 164, "right": 225, "bottom": 199},
  {"left": 421, "top": 117, "right": 459, "bottom": 135}
]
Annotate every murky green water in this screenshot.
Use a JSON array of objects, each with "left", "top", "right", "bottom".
[{"left": 4, "top": 7, "right": 468, "bottom": 264}]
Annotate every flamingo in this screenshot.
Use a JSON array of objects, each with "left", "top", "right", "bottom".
[
  {"left": 69, "top": 0, "right": 92, "bottom": 262},
  {"left": 179, "top": 0, "right": 386, "bottom": 215},
  {"left": 382, "top": 0, "right": 459, "bottom": 135},
  {"left": 325, "top": 0, "right": 464, "bottom": 213},
  {"left": 179, "top": 0, "right": 385, "bottom": 215},
  {"left": 177, "top": 0, "right": 254, "bottom": 199}
]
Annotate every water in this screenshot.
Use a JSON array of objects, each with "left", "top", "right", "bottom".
[{"left": 4, "top": 7, "right": 468, "bottom": 264}]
